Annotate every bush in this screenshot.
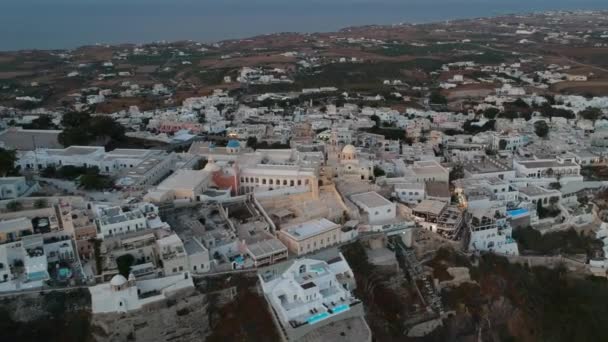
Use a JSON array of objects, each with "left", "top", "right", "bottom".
[
  {"left": 34, "top": 198, "right": 48, "bottom": 209},
  {"left": 6, "top": 200, "right": 23, "bottom": 212},
  {"left": 116, "top": 254, "right": 135, "bottom": 277}
]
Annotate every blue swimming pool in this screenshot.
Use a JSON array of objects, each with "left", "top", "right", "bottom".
[
  {"left": 507, "top": 208, "right": 529, "bottom": 217},
  {"left": 332, "top": 304, "right": 349, "bottom": 314},
  {"left": 307, "top": 312, "right": 329, "bottom": 325}
]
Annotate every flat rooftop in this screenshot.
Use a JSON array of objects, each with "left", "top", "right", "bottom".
[
  {"left": 394, "top": 182, "right": 425, "bottom": 190},
  {"left": 464, "top": 158, "right": 511, "bottom": 174},
  {"left": 0, "top": 128, "right": 62, "bottom": 150},
  {"left": 247, "top": 238, "right": 287, "bottom": 258},
  {"left": 517, "top": 160, "right": 578, "bottom": 169},
  {"left": 157, "top": 169, "right": 210, "bottom": 190},
  {"left": 350, "top": 191, "right": 392, "bottom": 209},
  {"left": 425, "top": 181, "right": 450, "bottom": 198},
  {"left": 283, "top": 218, "right": 339, "bottom": 241},
  {"left": 413, "top": 200, "right": 447, "bottom": 216}
]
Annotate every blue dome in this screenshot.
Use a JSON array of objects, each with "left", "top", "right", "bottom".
[{"left": 227, "top": 140, "right": 240, "bottom": 148}]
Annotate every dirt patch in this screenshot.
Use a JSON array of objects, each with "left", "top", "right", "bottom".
[
  {"left": 551, "top": 80, "right": 608, "bottom": 96},
  {"left": 0, "top": 71, "right": 33, "bottom": 79}
]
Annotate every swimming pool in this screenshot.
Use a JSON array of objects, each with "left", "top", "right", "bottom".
[
  {"left": 332, "top": 304, "right": 349, "bottom": 314},
  {"left": 507, "top": 208, "right": 529, "bottom": 217},
  {"left": 307, "top": 312, "right": 329, "bottom": 325}
]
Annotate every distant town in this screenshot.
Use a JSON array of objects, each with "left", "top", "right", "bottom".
[{"left": 1, "top": 9, "right": 608, "bottom": 342}]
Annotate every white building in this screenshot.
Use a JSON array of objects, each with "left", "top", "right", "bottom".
[
  {"left": 468, "top": 213, "right": 519, "bottom": 256},
  {"left": 89, "top": 272, "right": 194, "bottom": 314},
  {"left": 157, "top": 234, "right": 188, "bottom": 276},
  {"left": 350, "top": 191, "right": 396, "bottom": 225},
  {"left": 258, "top": 255, "right": 370, "bottom": 342},
  {"left": 513, "top": 157, "right": 581, "bottom": 180},
  {"left": 184, "top": 238, "right": 211, "bottom": 274},
  {"left": 394, "top": 183, "right": 426, "bottom": 204},
  {"left": 278, "top": 218, "right": 343, "bottom": 256},
  {"left": 0, "top": 177, "right": 37, "bottom": 200},
  {"left": 95, "top": 206, "right": 148, "bottom": 238}
]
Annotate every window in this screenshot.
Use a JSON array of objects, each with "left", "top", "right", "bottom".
[{"left": 193, "top": 265, "right": 197, "bottom": 271}]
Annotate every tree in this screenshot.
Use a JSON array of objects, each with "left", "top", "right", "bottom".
[
  {"left": 500, "top": 110, "right": 519, "bottom": 120},
  {"left": 78, "top": 166, "right": 112, "bottom": 190},
  {"left": 58, "top": 128, "right": 90, "bottom": 147},
  {"left": 534, "top": 120, "right": 549, "bottom": 138},
  {"left": 58, "top": 112, "right": 125, "bottom": 147},
  {"left": 483, "top": 107, "right": 500, "bottom": 119},
  {"left": 429, "top": 91, "right": 447, "bottom": 105},
  {"left": 40, "top": 165, "right": 57, "bottom": 178},
  {"left": 246, "top": 136, "right": 258, "bottom": 149},
  {"left": 450, "top": 164, "right": 465, "bottom": 182},
  {"left": 0, "top": 148, "right": 17, "bottom": 177},
  {"left": 6, "top": 200, "right": 23, "bottom": 212},
  {"left": 370, "top": 114, "right": 380, "bottom": 128},
  {"left": 116, "top": 254, "right": 135, "bottom": 277},
  {"left": 34, "top": 198, "right": 48, "bottom": 209},
  {"left": 24, "top": 115, "right": 56, "bottom": 130},
  {"left": 373, "top": 165, "right": 386, "bottom": 178},
  {"left": 513, "top": 98, "right": 529, "bottom": 108},
  {"left": 580, "top": 107, "right": 603, "bottom": 122},
  {"left": 61, "top": 112, "right": 91, "bottom": 128}
]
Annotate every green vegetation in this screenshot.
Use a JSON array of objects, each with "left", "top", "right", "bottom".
[
  {"left": 453, "top": 50, "right": 507, "bottom": 64},
  {"left": 34, "top": 198, "right": 48, "bottom": 209},
  {"left": 534, "top": 120, "right": 549, "bottom": 138},
  {"left": 429, "top": 91, "right": 448, "bottom": 105},
  {"left": 483, "top": 107, "right": 500, "bottom": 119},
  {"left": 0, "top": 148, "right": 17, "bottom": 176},
  {"left": 373, "top": 165, "right": 386, "bottom": 177},
  {"left": 463, "top": 119, "right": 495, "bottom": 134},
  {"left": 289, "top": 60, "right": 439, "bottom": 90},
  {"left": 6, "top": 200, "right": 23, "bottom": 212},
  {"left": 41, "top": 165, "right": 112, "bottom": 189},
  {"left": 536, "top": 104, "right": 575, "bottom": 119},
  {"left": 58, "top": 112, "right": 125, "bottom": 147},
  {"left": 513, "top": 226, "right": 601, "bottom": 256},
  {"left": 536, "top": 199, "right": 561, "bottom": 219},
  {"left": 579, "top": 107, "right": 603, "bottom": 122},
  {"left": 449, "top": 163, "right": 465, "bottom": 182},
  {"left": 116, "top": 254, "right": 135, "bottom": 277},
  {"left": 361, "top": 126, "right": 405, "bottom": 140},
  {"left": 196, "top": 67, "right": 232, "bottom": 85},
  {"left": 374, "top": 42, "right": 472, "bottom": 57},
  {"left": 79, "top": 170, "right": 113, "bottom": 190},
  {"left": 22, "top": 115, "right": 57, "bottom": 130}
]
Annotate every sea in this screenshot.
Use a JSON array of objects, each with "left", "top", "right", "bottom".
[{"left": 0, "top": 0, "right": 607, "bottom": 51}]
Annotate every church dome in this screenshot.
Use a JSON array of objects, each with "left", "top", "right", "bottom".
[
  {"left": 342, "top": 144, "right": 357, "bottom": 155},
  {"left": 110, "top": 274, "right": 128, "bottom": 287}
]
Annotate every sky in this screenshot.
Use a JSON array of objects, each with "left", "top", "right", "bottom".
[{"left": 0, "top": 0, "right": 607, "bottom": 51}]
